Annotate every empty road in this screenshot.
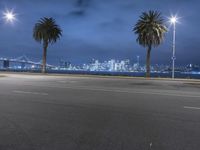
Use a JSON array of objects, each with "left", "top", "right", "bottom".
[{"left": 0, "top": 73, "right": 200, "bottom": 150}]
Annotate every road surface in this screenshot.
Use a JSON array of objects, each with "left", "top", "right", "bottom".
[{"left": 0, "top": 73, "right": 200, "bottom": 150}]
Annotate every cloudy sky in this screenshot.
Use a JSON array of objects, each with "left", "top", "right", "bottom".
[{"left": 0, "top": 0, "right": 199, "bottom": 65}]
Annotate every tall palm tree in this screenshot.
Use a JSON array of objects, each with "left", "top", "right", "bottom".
[
  {"left": 133, "top": 10, "right": 167, "bottom": 77},
  {"left": 33, "top": 17, "right": 62, "bottom": 73}
]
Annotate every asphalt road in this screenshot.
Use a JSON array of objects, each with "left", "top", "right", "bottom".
[{"left": 0, "top": 73, "right": 200, "bottom": 150}]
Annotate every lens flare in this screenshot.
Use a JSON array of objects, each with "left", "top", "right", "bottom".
[
  {"left": 3, "top": 9, "right": 17, "bottom": 23},
  {"left": 170, "top": 17, "right": 177, "bottom": 24}
]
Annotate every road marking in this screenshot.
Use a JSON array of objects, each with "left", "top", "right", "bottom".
[
  {"left": 184, "top": 106, "right": 200, "bottom": 110},
  {"left": 13, "top": 90, "right": 48, "bottom": 96},
  {"left": 149, "top": 142, "right": 153, "bottom": 149},
  {"left": 57, "top": 81, "right": 77, "bottom": 83},
  {"left": 22, "top": 84, "right": 200, "bottom": 98},
  {"left": 53, "top": 85, "right": 200, "bottom": 98}
]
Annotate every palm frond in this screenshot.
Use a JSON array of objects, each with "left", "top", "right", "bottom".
[
  {"left": 133, "top": 10, "right": 167, "bottom": 48},
  {"left": 33, "top": 17, "right": 62, "bottom": 45}
]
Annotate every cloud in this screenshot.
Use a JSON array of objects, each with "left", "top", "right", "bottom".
[{"left": 0, "top": 0, "right": 199, "bottom": 65}]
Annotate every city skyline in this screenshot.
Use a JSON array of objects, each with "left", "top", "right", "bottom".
[
  {"left": 1, "top": 56, "right": 199, "bottom": 74},
  {"left": 0, "top": 0, "right": 200, "bottom": 65}
]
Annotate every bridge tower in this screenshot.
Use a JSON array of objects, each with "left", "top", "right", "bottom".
[
  {"left": 3, "top": 60, "right": 10, "bottom": 69},
  {"left": 21, "top": 62, "right": 26, "bottom": 69}
]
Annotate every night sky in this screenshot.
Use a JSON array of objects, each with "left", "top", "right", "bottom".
[{"left": 0, "top": 0, "right": 199, "bottom": 65}]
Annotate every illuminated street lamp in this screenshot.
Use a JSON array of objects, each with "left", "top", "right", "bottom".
[
  {"left": 0, "top": 9, "right": 17, "bottom": 69},
  {"left": 170, "top": 16, "right": 178, "bottom": 79},
  {"left": 3, "top": 9, "right": 17, "bottom": 23}
]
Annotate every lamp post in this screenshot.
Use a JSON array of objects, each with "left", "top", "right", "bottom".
[
  {"left": 170, "top": 17, "right": 177, "bottom": 79},
  {"left": 1, "top": 9, "right": 17, "bottom": 69}
]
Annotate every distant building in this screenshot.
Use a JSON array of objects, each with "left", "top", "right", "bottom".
[
  {"left": 59, "top": 60, "right": 71, "bottom": 69},
  {"left": 108, "top": 59, "right": 115, "bottom": 71}
]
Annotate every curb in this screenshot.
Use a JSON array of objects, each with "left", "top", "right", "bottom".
[{"left": 0, "top": 71, "right": 200, "bottom": 83}]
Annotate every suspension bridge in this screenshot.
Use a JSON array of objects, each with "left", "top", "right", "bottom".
[{"left": 0, "top": 55, "right": 55, "bottom": 69}]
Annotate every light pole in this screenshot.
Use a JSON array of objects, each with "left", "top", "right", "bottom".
[
  {"left": 170, "top": 17, "right": 177, "bottom": 79},
  {"left": 1, "top": 9, "right": 17, "bottom": 69}
]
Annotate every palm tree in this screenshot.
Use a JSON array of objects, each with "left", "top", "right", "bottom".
[
  {"left": 133, "top": 10, "right": 167, "bottom": 77},
  {"left": 33, "top": 17, "right": 62, "bottom": 73}
]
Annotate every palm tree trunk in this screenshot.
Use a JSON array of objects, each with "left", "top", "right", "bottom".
[
  {"left": 42, "top": 41, "right": 48, "bottom": 73},
  {"left": 146, "top": 46, "right": 151, "bottom": 78}
]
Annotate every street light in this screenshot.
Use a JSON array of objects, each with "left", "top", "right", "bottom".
[
  {"left": 0, "top": 9, "right": 17, "bottom": 70},
  {"left": 3, "top": 9, "right": 17, "bottom": 23},
  {"left": 170, "top": 16, "right": 178, "bottom": 79}
]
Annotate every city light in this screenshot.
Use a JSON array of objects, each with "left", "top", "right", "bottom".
[{"left": 3, "top": 9, "right": 17, "bottom": 23}]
